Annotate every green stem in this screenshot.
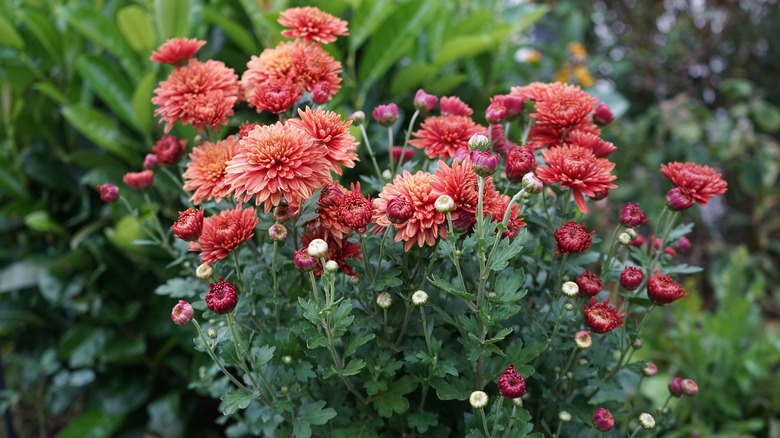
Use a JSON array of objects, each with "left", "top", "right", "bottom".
[
  {"left": 192, "top": 319, "right": 253, "bottom": 393},
  {"left": 232, "top": 250, "right": 242, "bottom": 286},
  {"left": 308, "top": 271, "right": 321, "bottom": 309},
  {"left": 480, "top": 407, "right": 491, "bottom": 438},
  {"left": 376, "top": 227, "right": 390, "bottom": 276},
  {"left": 387, "top": 126, "right": 394, "bottom": 171},
  {"left": 272, "top": 241, "right": 280, "bottom": 329},
  {"left": 226, "top": 313, "right": 259, "bottom": 390},
  {"left": 601, "top": 225, "right": 623, "bottom": 280},
  {"left": 490, "top": 396, "right": 504, "bottom": 438},
  {"left": 395, "top": 110, "right": 420, "bottom": 173},
  {"left": 506, "top": 404, "right": 518, "bottom": 436},
  {"left": 628, "top": 425, "right": 643, "bottom": 438},
  {"left": 359, "top": 124, "right": 384, "bottom": 182}
]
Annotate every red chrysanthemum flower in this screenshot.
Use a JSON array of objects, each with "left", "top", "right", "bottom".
[
  {"left": 205, "top": 278, "right": 238, "bottom": 314},
  {"left": 300, "top": 225, "right": 361, "bottom": 276},
  {"left": 192, "top": 207, "right": 258, "bottom": 264},
  {"left": 566, "top": 130, "right": 616, "bottom": 158},
  {"left": 660, "top": 162, "right": 728, "bottom": 206},
  {"left": 576, "top": 271, "right": 602, "bottom": 298},
  {"left": 505, "top": 146, "right": 537, "bottom": 181},
  {"left": 583, "top": 297, "right": 625, "bottom": 334},
  {"left": 483, "top": 192, "right": 526, "bottom": 239},
  {"left": 386, "top": 196, "right": 414, "bottom": 224},
  {"left": 593, "top": 102, "right": 615, "bottom": 125},
  {"left": 409, "top": 115, "right": 487, "bottom": 159},
  {"left": 647, "top": 273, "right": 687, "bottom": 305},
  {"left": 171, "top": 208, "right": 204, "bottom": 242},
  {"left": 318, "top": 182, "right": 345, "bottom": 208},
  {"left": 123, "top": 170, "right": 154, "bottom": 190},
  {"left": 372, "top": 171, "right": 447, "bottom": 251},
  {"left": 337, "top": 183, "right": 372, "bottom": 233},
  {"left": 620, "top": 266, "right": 644, "bottom": 290},
  {"left": 431, "top": 158, "right": 480, "bottom": 225},
  {"left": 153, "top": 135, "right": 188, "bottom": 165},
  {"left": 497, "top": 363, "right": 527, "bottom": 399},
  {"left": 530, "top": 82, "right": 598, "bottom": 128},
  {"left": 509, "top": 81, "right": 550, "bottom": 102},
  {"left": 225, "top": 122, "right": 332, "bottom": 212},
  {"left": 439, "top": 96, "right": 473, "bottom": 116},
  {"left": 152, "top": 59, "right": 240, "bottom": 133},
  {"left": 248, "top": 79, "right": 302, "bottom": 114},
  {"left": 278, "top": 6, "right": 349, "bottom": 44},
  {"left": 554, "top": 221, "right": 594, "bottom": 254},
  {"left": 485, "top": 94, "right": 525, "bottom": 124},
  {"left": 315, "top": 185, "right": 351, "bottom": 242},
  {"left": 392, "top": 146, "right": 417, "bottom": 165},
  {"left": 289, "top": 107, "right": 358, "bottom": 174},
  {"left": 489, "top": 123, "right": 511, "bottom": 154},
  {"left": 182, "top": 136, "right": 240, "bottom": 205},
  {"left": 150, "top": 37, "right": 206, "bottom": 65},
  {"left": 619, "top": 202, "right": 650, "bottom": 227},
  {"left": 536, "top": 144, "right": 617, "bottom": 213}
]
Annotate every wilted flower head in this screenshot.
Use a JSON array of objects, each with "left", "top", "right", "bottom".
[
  {"left": 278, "top": 6, "right": 349, "bottom": 44},
  {"left": 96, "top": 183, "right": 119, "bottom": 203},
  {"left": 414, "top": 89, "right": 438, "bottom": 112},
  {"left": 647, "top": 273, "right": 687, "bottom": 305},
  {"left": 660, "top": 162, "right": 727, "bottom": 206},
  {"left": 171, "top": 300, "right": 194, "bottom": 325},
  {"left": 498, "top": 363, "right": 527, "bottom": 399},
  {"left": 150, "top": 37, "right": 206, "bottom": 65},
  {"left": 593, "top": 408, "right": 614, "bottom": 432},
  {"left": 575, "top": 271, "right": 602, "bottom": 298},
  {"left": 584, "top": 297, "right": 625, "bottom": 334},
  {"left": 123, "top": 170, "right": 154, "bottom": 190},
  {"left": 619, "top": 203, "right": 650, "bottom": 227},
  {"left": 205, "top": 279, "right": 238, "bottom": 314},
  {"left": 554, "top": 221, "right": 594, "bottom": 254},
  {"left": 153, "top": 135, "right": 188, "bottom": 165},
  {"left": 183, "top": 136, "right": 240, "bottom": 205},
  {"left": 171, "top": 208, "right": 204, "bottom": 242},
  {"left": 193, "top": 207, "right": 258, "bottom": 264}
]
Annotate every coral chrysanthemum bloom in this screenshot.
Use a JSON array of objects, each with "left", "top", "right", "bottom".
[
  {"left": 510, "top": 81, "right": 551, "bottom": 102},
  {"left": 431, "top": 158, "right": 481, "bottom": 222},
  {"left": 409, "top": 115, "right": 486, "bottom": 159},
  {"left": 289, "top": 107, "right": 358, "bottom": 174},
  {"left": 248, "top": 79, "right": 302, "bottom": 114},
  {"left": 192, "top": 207, "right": 258, "bottom": 264},
  {"left": 439, "top": 96, "right": 474, "bottom": 117},
  {"left": 373, "top": 171, "right": 447, "bottom": 251},
  {"left": 149, "top": 37, "right": 206, "bottom": 65},
  {"left": 530, "top": 82, "right": 598, "bottom": 128},
  {"left": 659, "top": 162, "right": 727, "bottom": 206},
  {"left": 566, "top": 130, "right": 616, "bottom": 158},
  {"left": 278, "top": 6, "right": 349, "bottom": 44},
  {"left": 182, "top": 136, "right": 240, "bottom": 205},
  {"left": 536, "top": 144, "right": 617, "bottom": 213},
  {"left": 152, "top": 59, "right": 240, "bottom": 133},
  {"left": 337, "top": 183, "right": 372, "bottom": 233},
  {"left": 484, "top": 193, "right": 526, "bottom": 239},
  {"left": 225, "top": 122, "right": 332, "bottom": 212}
]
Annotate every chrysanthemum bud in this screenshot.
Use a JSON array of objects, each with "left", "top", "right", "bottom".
[
  {"left": 593, "top": 102, "right": 615, "bottom": 126},
  {"left": 293, "top": 248, "right": 318, "bottom": 271},
  {"left": 171, "top": 300, "right": 194, "bottom": 325},
  {"left": 632, "top": 337, "right": 643, "bottom": 350},
  {"left": 207, "top": 328, "right": 218, "bottom": 339},
  {"left": 564, "top": 302, "right": 574, "bottom": 311},
  {"left": 593, "top": 407, "right": 614, "bottom": 431},
  {"left": 386, "top": 196, "right": 414, "bottom": 224},
  {"left": 153, "top": 135, "right": 187, "bottom": 165},
  {"left": 282, "top": 355, "right": 293, "bottom": 365},
  {"left": 512, "top": 397, "right": 523, "bottom": 407},
  {"left": 668, "top": 375, "right": 683, "bottom": 397},
  {"left": 307, "top": 238, "right": 329, "bottom": 258},
  {"left": 498, "top": 363, "right": 527, "bottom": 399},
  {"left": 647, "top": 273, "right": 687, "bottom": 305},
  {"left": 620, "top": 266, "right": 644, "bottom": 291},
  {"left": 559, "top": 411, "right": 572, "bottom": 422},
  {"left": 268, "top": 223, "right": 288, "bottom": 242},
  {"left": 123, "top": 170, "right": 154, "bottom": 190},
  {"left": 469, "top": 391, "right": 488, "bottom": 409},
  {"left": 414, "top": 89, "right": 438, "bottom": 113},
  {"left": 619, "top": 203, "right": 650, "bottom": 227},
  {"left": 468, "top": 134, "right": 491, "bottom": 152},
  {"left": 349, "top": 110, "right": 366, "bottom": 126},
  {"left": 412, "top": 290, "right": 428, "bottom": 306},
  {"left": 562, "top": 281, "right": 579, "bottom": 297},
  {"left": 617, "top": 232, "right": 632, "bottom": 245},
  {"left": 382, "top": 169, "right": 392, "bottom": 180},
  {"left": 506, "top": 147, "right": 537, "bottom": 181},
  {"left": 674, "top": 236, "right": 691, "bottom": 252},
  {"left": 575, "top": 330, "right": 592, "bottom": 349},
  {"left": 521, "top": 173, "right": 544, "bottom": 194},
  {"left": 643, "top": 361, "right": 658, "bottom": 376},
  {"left": 470, "top": 151, "right": 500, "bottom": 177},
  {"left": 196, "top": 263, "right": 213, "bottom": 279},
  {"left": 575, "top": 271, "right": 602, "bottom": 298},
  {"left": 666, "top": 187, "right": 695, "bottom": 211},
  {"left": 96, "top": 183, "right": 119, "bottom": 203},
  {"left": 310, "top": 82, "right": 331, "bottom": 105},
  {"left": 349, "top": 275, "right": 361, "bottom": 285},
  {"left": 143, "top": 153, "right": 159, "bottom": 169},
  {"left": 376, "top": 292, "right": 393, "bottom": 309},
  {"left": 205, "top": 279, "right": 238, "bottom": 314},
  {"left": 681, "top": 378, "right": 698, "bottom": 396},
  {"left": 639, "top": 413, "right": 656, "bottom": 430},
  {"left": 171, "top": 208, "right": 204, "bottom": 242},
  {"left": 625, "top": 228, "right": 637, "bottom": 239},
  {"left": 434, "top": 195, "right": 456, "bottom": 213},
  {"left": 324, "top": 260, "right": 339, "bottom": 274},
  {"left": 372, "top": 103, "right": 398, "bottom": 127}
]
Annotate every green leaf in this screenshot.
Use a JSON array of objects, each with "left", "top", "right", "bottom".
[
  {"left": 435, "top": 32, "right": 506, "bottom": 67},
  {"left": 429, "top": 275, "right": 473, "bottom": 301},
  {"left": 488, "top": 231, "right": 525, "bottom": 271},
  {"left": 429, "top": 73, "right": 467, "bottom": 95},
  {"left": 117, "top": 5, "right": 155, "bottom": 54},
  {"left": 494, "top": 269, "right": 526, "bottom": 302},
  {"left": 390, "top": 62, "right": 438, "bottom": 95},
  {"left": 750, "top": 99, "right": 780, "bottom": 133},
  {"left": 203, "top": 6, "right": 259, "bottom": 54},
  {"left": 364, "top": 380, "right": 387, "bottom": 396},
  {"left": 220, "top": 389, "right": 256, "bottom": 416},
  {"left": 154, "top": 277, "right": 202, "bottom": 299},
  {"left": 24, "top": 210, "right": 67, "bottom": 235},
  {"left": 358, "top": 1, "right": 436, "bottom": 95},
  {"left": 430, "top": 375, "right": 471, "bottom": 400},
  {"left": 61, "top": 105, "right": 137, "bottom": 164},
  {"left": 252, "top": 345, "right": 275, "bottom": 367},
  {"left": 33, "top": 82, "right": 68, "bottom": 105},
  {"left": 0, "top": 14, "right": 23, "bottom": 49},
  {"left": 372, "top": 269, "right": 403, "bottom": 290},
  {"left": 348, "top": 0, "right": 393, "bottom": 51},
  {"left": 57, "top": 411, "right": 124, "bottom": 438},
  {"left": 18, "top": 10, "right": 60, "bottom": 60},
  {"left": 58, "top": 326, "right": 109, "bottom": 368},
  {"left": 237, "top": 0, "right": 277, "bottom": 49},
  {"left": 154, "top": 0, "right": 191, "bottom": 40},
  {"left": 372, "top": 376, "right": 416, "bottom": 417},
  {"left": 408, "top": 412, "right": 438, "bottom": 434},
  {"left": 293, "top": 401, "right": 337, "bottom": 438},
  {"left": 132, "top": 71, "right": 156, "bottom": 134},
  {"left": 344, "top": 332, "right": 375, "bottom": 357},
  {"left": 338, "top": 358, "right": 366, "bottom": 377},
  {"left": 76, "top": 55, "right": 138, "bottom": 130}
]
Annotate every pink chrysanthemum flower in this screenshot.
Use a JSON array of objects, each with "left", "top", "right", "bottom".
[
  {"left": 530, "top": 82, "right": 598, "bottom": 128},
  {"left": 152, "top": 59, "right": 241, "bottom": 133},
  {"left": 536, "top": 144, "right": 617, "bottom": 213},
  {"left": 192, "top": 207, "right": 258, "bottom": 264},
  {"left": 248, "top": 79, "right": 302, "bottom": 114},
  {"left": 225, "top": 122, "right": 332, "bottom": 212},
  {"left": 409, "top": 115, "right": 486, "bottom": 159},
  {"left": 372, "top": 171, "right": 447, "bottom": 251},
  {"left": 278, "top": 6, "right": 349, "bottom": 44},
  {"left": 289, "top": 107, "right": 358, "bottom": 174},
  {"left": 182, "top": 136, "right": 240, "bottom": 205},
  {"left": 439, "top": 96, "right": 473, "bottom": 116},
  {"left": 123, "top": 170, "right": 154, "bottom": 190},
  {"left": 150, "top": 37, "right": 206, "bottom": 65},
  {"left": 660, "top": 162, "right": 728, "bottom": 206},
  {"left": 509, "top": 81, "right": 551, "bottom": 102}
]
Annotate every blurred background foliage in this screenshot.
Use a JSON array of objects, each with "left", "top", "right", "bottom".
[{"left": 0, "top": 0, "right": 777, "bottom": 436}]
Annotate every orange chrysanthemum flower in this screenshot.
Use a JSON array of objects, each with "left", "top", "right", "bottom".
[
  {"left": 536, "top": 144, "right": 617, "bottom": 214},
  {"left": 373, "top": 171, "right": 447, "bottom": 251},
  {"left": 183, "top": 136, "right": 240, "bottom": 205},
  {"left": 192, "top": 207, "right": 258, "bottom": 264},
  {"left": 149, "top": 37, "right": 206, "bottom": 65},
  {"left": 224, "top": 122, "right": 332, "bottom": 212},
  {"left": 248, "top": 79, "right": 302, "bottom": 114},
  {"left": 660, "top": 162, "right": 727, "bottom": 206},
  {"left": 152, "top": 59, "right": 241, "bottom": 133},
  {"left": 530, "top": 82, "right": 598, "bottom": 128},
  {"left": 409, "top": 115, "right": 487, "bottom": 159},
  {"left": 289, "top": 107, "right": 358, "bottom": 174},
  {"left": 278, "top": 6, "right": 349, "bottom": 44}
]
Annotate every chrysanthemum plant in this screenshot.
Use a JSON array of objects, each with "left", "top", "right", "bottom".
[{"left": 122, "top": 7, "right": 728, "bottom": 437}]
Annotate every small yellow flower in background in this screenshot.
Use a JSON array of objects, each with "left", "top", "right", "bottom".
[
  {"left": 574, "top": 64, "right": 595, "bottom": 88},
  {"left": 515, "top": 47, "right": 542, "bottom": 64}
]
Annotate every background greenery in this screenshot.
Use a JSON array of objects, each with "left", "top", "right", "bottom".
[{"left": 0, "top": 0, "right": 777, "bottom": 436}]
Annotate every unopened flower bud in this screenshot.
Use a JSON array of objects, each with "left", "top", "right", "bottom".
[
  {"left": 642, "top": 361, "right": 658, "bottom": 376},
  {"left": 349, "top": 275, "right": 361, "bottom": 285},
  {"left": 293, "top": 248, "right": 318, "bottom": 271},
  {"left": 307, "top": 238, "right": 328, "bottom": 258},
  {"left": 382, "top": 169, "right": 392, "bottom": 180},
  {"left": 468, "top": 134, "right": 491, "bottom": 152},
  {"left": 666, "top": 187, "right": 695, "bottom": 211},
  {"left": 282, "top": 355, "right": 293, "bottom": 365},
  {"left": 412, "top": 290, "right": 428, "bottom": 306},
  {"left": 280, "top": 385, "right": 289, "bottom": 394},
  {"left": 414, "top": 89, "right": 438, "bottom": 112},
  {"left": 575, "top": 330, "right": 592, "bottom": 349},
  {"left": 376, "top": 292, "right": 393, "bottom": 309},
  {"left": 618, "top": 232, "right": 632, "bottom": 245},
  {"left": 434, "top": 195, "right": 455, "bottom": 213},
  {"left": 562, "top": 281, "right": 579, "bottom": 297},
  {"left": 143, "top": 153, "right": 159, "bottom": 169},
  {"left": 268, "top": 223, "right": 288, "bottom": 242},
  {"left": 196, "top": 263, "right": 213, "bottom": 279},
  {"left": 681, "top": 378, "right": 698, "bottom": 396},
  {"left": 513, "top": 397, "right": 523, "bottom": 407},
  {"left": 593, "top": 407, "right": 615, "bottom": 432},
  {"left": 620, "top": 266, "right": 644, "bottom": 291},
  {"left": 96, "top": 183, "right": 119, "bottom": 203},
  {"left": 205, "top": 279, "right": 238, "bottom": 314},
  {"left": 639, "top": 413, "right": 655, "bottom": 430},
  {"left": 668, "top": 375, "right": 683, "bottom": 397},
  {"left": 171, "top": 300, "right": 194, "bottom": 325},
  {"left": 349, "top": 110, "right": 366, "bottom": 125},
  {"left": 498, "top": 363, "right": 527, "bottom": 399},
  {"left": 372, "top": 103, "right": 398, "bottom": 127},
  {"left": 469, "top": 391, "right": 488, "bottom": 409},
  {"left": 324, "top": 260, "right": 339, "bottom": 274},
  {"left": 521, "top": 173, "right": 544, "bottom": 194},
  {"left": 471, "top": 151, "right": 500, "bottom": 177},
  {"left": 632, "top": 337, "right": 643, "bottom": 350},
  {"left": 207, "top": 328, "right": 218, "bottom": 339},
  {"left": 593, "top": 102, "right": 615, "bottom": 126},
  {"left": 386, "top": 196, "right": 414, "bottom": 224},
  {"left": 625, "top": 228, "right": 637, "bottom": 240},
  {"left": 559, "top": 411, "right": 572, "bottom": 422},
  {"left": 564, "top": 303, "right": 574, "bottom": 311}
]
